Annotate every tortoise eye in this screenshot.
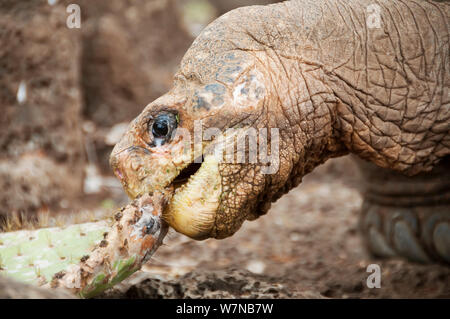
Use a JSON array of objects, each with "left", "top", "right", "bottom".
[
  {"left": 149, "top": 113, "right": 177, "bottom": 146},
  {"left": 152, "top": 118, "right": 169, "bottom": 137}
]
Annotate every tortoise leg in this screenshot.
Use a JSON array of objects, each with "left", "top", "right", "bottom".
[{"left": 356, "top": 157, "right": 450, "bottom": 264}]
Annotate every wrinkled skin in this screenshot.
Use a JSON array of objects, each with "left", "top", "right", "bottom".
[{"left": 111, "top": 0, "right": 449, "bottom": 243}]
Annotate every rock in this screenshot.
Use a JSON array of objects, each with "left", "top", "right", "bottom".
[
  {"left": 0, "top": 275, "right": 74, "bottom": 299},
  {"left": 101, "top": 268, "right": 324, "bottom": 298}
]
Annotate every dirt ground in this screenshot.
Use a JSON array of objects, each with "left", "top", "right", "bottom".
[{"left": 100, "top": 156, "right": 450, "bottom": 299}]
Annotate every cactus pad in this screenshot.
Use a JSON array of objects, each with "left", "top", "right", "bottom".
[{"left": 0, "top": 191, "right": 170, "bottom": 298}]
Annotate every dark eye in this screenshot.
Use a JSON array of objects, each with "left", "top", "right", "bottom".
[
  {"left": 152, "top": 118, "right": 169, "bottom": 137},
  {"left": 150, "top": 113, "right": 177, "bottom": 146}
]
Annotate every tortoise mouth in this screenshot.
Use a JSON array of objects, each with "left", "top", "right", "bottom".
[
  {"left": 172, "top": 159, "right": 202, "bottom": 188},
  {"left": 111, "top": 143, "right": 220, "bottom": 240},
  {"left": 163, "top": 154, "right": 221, "bottom": 240}
]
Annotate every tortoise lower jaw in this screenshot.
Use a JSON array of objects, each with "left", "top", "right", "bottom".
[{"left": 163, "top": 155, "right": 222, "bottom": 240}]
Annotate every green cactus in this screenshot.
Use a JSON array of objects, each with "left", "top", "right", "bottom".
[{"left": 0, "top": 192, "right": 169, "bottom": 298}]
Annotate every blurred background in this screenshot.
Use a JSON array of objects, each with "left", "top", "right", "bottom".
[
  {"left": 1, "top": 0, "right": 448, "bottom": 298},
  {"left": 0, "top": 0, "right": 280, "bottom": 222}
]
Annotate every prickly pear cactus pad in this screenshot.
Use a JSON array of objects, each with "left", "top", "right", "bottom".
[
  {"left": 0, "top": 191, "right": 170, "bottom": 298},
  {"left": 0, "top": 221, "right": 109, "bottom": 285}
]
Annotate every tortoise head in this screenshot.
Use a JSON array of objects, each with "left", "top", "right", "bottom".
[{"left": 110, "top": 12, "right": 290, "bottom": 240}]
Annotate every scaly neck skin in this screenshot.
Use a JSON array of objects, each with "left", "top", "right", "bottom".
[
  {"left": 243, "top": 0, "right": 450, "bottom": 176},
  {"left": 243, "top": 12, "right": 348, "bottom": 201},
  {"left": 255, "top": 50, "right": 347, "bottom": 200},
  {"left": 202, "top": 3, "right": 356, "bottom": 203}
]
